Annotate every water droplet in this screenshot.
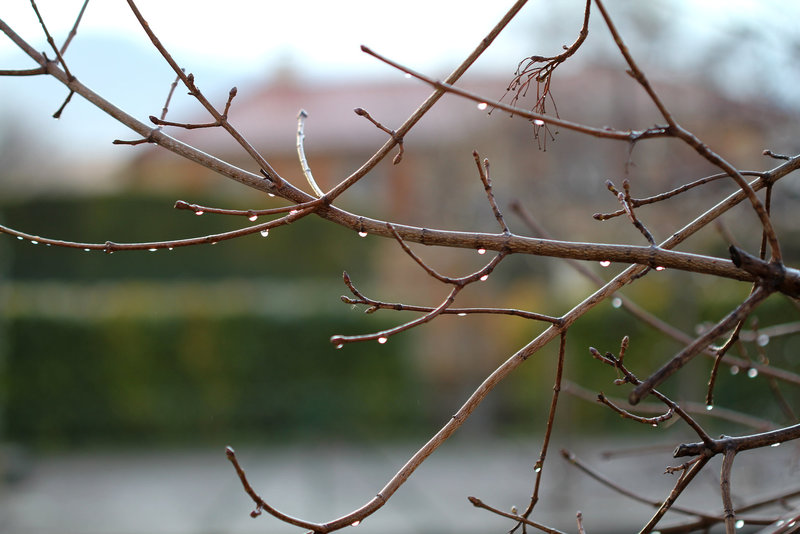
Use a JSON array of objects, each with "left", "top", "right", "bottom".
[
  {"left": 776, "top": 520, "right": 785, "bottom": 527},
  {"left": 735, "top": 519, "right": 744, "bottom": 529},
  {"left": 16, "top": 236, "right": 23, "bottom": 240},
  {"left": 533, "top": 466, "right": 542, "bottom": 473},
  {"left": 612, "top": 297, "right": 622, "bottom": 308},
  {"left": 358, "top": 231, "right": 368, "bottom": 237},
  {"left": 404, "top": 73, "right": 411, "bottom": 79},
  {"left": 457, "top": 313, "right": 467, "bottom": 317},
  {"left": 756, "top": 334, "right": 770, "bottom": 347},
  {"left": 599, "top": 260, "right": 611, "bottom": 267},
  {"left": 260, "top": 229, "right": 270, "bottom": 237},
  {"left": 730, "top": 365, "right": 739, "bottom": 375},
  {"left": 706, "top": 404, "right": 713, "bottom": 411},
  {"left": 651, "top": 423, "right": 658, "bottom": 427},
  {"left": 248, "top": 214, "right": 258, "bottom": 222},
  {"left": 477, "top": 102, "right": 488, "bottom": 111},
  {"left": 771, "top": 442, "right": 780, "bottom": 447},
  {"left": 351, "top": 520, "right": 361, "bottom": 527},
  {"left": 747, "top": 368, "right": 758, "bottom": 378},
  {"left": 477, "top": 248, "right": 486, "bottom": 255},
  {"left": 378, "top": 336, "right": 388, "bottom": 344},
  {"left": 268, "top": 193, "right": 275, "bottom": 198},
  {"left": 83, "top": 248, "right": 90, "bottom": 252},
  {"left": 335, "top": 344, "right": 344, "bottom": 350},
  {"left": 195, "top": 210, "right": 204, "bottom": 216},
  {"left": 289, "top": 210, "right": 299, "bottom": 215},
  {"left": 533, "top": 119, "right": 545, "bottom": 126},
  {"left": 168, "top": 247, "right": 174, "bottom": 251},
  {"left": 510, "top": 506, "right": 518, "bottom": 514},
  {"left": 148, "top": 248, "right": 157, "bottom": 252},
  {"left": 31, "top": 240, "right": 38, "bottom": 245},
  {"left": 655, "top": 266, "right": 666, "bottom": 271},
  {"left": 480, "top": 274, "right": 489, "bottom": 281}
]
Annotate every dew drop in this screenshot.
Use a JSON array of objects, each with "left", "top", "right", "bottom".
[
  {"left": 358, "top": 231, "right": 368, "bottom": 237},
  {"left": 477, "top": 248, "right": 486, "bottom": 255},
  {"left": 735, "top": 519, "right": 744, "bottom": 529},
  {"left": 756, "top": 334, "right": 770, "bottom": 347},
  {"left": 83, "top": 248, "right": 91, "bottom": 252},
  {"left": 705, "top": 404, "right": 713, "bottom": 411},
  {"left": 248, "top": 214, "right": 258, "bottom": 222},
  {"left": 599, "top": 260, "right": 611, "bottom": 267},
  {"left": 336, "top": 344, "right": 344, "bottom": 350},
  {"left": 31, "top": 240, "right": 38, "bottom": 245},
  {"left": 457, "top": 313, "right": 467, "bottom": 317},
  {"left": 655, "top": 266, "right": 666, "bottom": 271},
  {"left": 16, "top": 236, "right": 23, "bottom": 240},
  {"left": 404, "top": 73, "right": 411, "bottom": 79},
  {"left": 533, "top": 466, "right": 542, "bottom": 473},
  {"left": 730, "top": 365, "right": 739, "bottom": 375},
  {"left": 771, "top": 442, "right": 780, "bottom": 447},
  {"left": 477, "top": 102, "right": 488, "bottom": 111},
  {"left": 611, "top": 297, "right": 622, "bottom": 308},
  {"left": 351, "top": 520, "right": 361, "bottom": 527},
  {"left": 260, "top": 229, "right": 270, "bottom": 237},
  {"left": 378, "top": 336, "right": 388, "bottom": 344},
  {"left": 289, "top": 210, "right": 299, "bottom": 215},
  {"left": 747, "top": 368, "right": 758, "bottom": 378},
  {"left": 195, "top": 210, "right": 204, "bottom": 216},
  {"left": 148, "top": 248, "right": 157, "bottom": 252},
  {"left": 533, "top": 119, "right": 545, "bottom": 126},
  {"left": 268, "top": 193, "right": 275, "bottom": 198},
  {"left": 480, "top": 274, "right": 489, "bottom": 281},
  {"left": 651, "top": 423, "right": 658, "bottom": 427}
]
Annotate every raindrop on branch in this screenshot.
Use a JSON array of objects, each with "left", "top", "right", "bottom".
[
  {"left": 358, "top": 231, "right": 368, "bottom": 238},
  {"left": 747, "top": 368, "right": 758, "bottom": 378},
  {"left": 611, "top": 297, "right": 622, "bottom": 308},
  {"left": 195, "top": 210, "right": 204, "bottom": 216},
  {"left": 248, "top": 214, "right": 258, "bottom": 222},
  {"left": 260, "top": 229, "right": 270, "bottom": 238},
  {"left": 477, "top": 102, "right": 488, "bottom": 111},
  {"left": 599, "top": 260, "right": 611, "bottom": 267},
  {"left": 477, "top": 248, "right": 486, "bottom": 255},
  {"left": 756, "top": 334, "right": 770, "bottom": 347},
  {"left": 480, "top": 274, "right": 489, "bottom": 281},
  {"left": 377, "top": 336, "right": 388, "bottom": 344},
  {"left": 533, "top": 119, "right": 545, "bottom": 126}
]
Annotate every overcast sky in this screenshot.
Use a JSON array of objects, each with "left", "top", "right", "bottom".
[{"left": 0, "top": 0, "right": 796, "bottom": 181}]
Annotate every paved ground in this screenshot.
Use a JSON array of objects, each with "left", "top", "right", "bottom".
[{"left": 1, "top": 436, "right": 798, "bottom": 534}]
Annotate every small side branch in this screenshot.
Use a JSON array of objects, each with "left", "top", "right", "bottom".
[
  {"left": 473, "top": 152, "right": 510, "bottom": 234},
  {"left": 297, "top": 109, "right": 324, "bottom": 197},
  {"left": 467, "top": 496, "right": 567, "bottom": 534},
  {"left": 354, "top": 107, "right": 404, "bottom": 164}
]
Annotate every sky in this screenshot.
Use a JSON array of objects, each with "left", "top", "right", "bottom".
[{"left": 0, "top": 0, "right": 797, "bottom": 187}]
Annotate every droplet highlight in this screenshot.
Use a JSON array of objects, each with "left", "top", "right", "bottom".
[
  {"left": 705, "top": 404, "right": 713, "bottom": 411},
  {"left": 477, "top": 102, "right": 488, "bottom": 111},
  {"left": 756, "top": 334, "right": 770, "bottom": 347},
  {"left": 747, "top": 368, "right": 758, "bottom": 378},
  {"left": 358, "top": 231, "right": 368, "bottom": 238},
  {"left": 248, "top": 214, "right": 258, "bottom": 222},
  {"left": 480, "top": 274, "right": 489, "bottom": 281},
  {"left": 477, "top": 248, "right": 486, "bottom": 255},
  {"left": 599, "top": 260, "right": 611, "bottom": 267},
  {"left": 611, "top": 297, "right": 622, "bottom": 308},
  {"left": 533, "top": 119, "right": 545, "bottom": 126},
  {"left": 195, "top": 210, "right": 204, "bottom": 216},
  {"left": 735, "top": 519, "right": 744, "bottom": 529},
  {"left": 377, "top": 336, "right": 388, "bottom": 344},
  {"left": 260, "top": 229, "right": 270, "bottom": 237}
]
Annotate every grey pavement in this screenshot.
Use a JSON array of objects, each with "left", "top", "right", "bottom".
[{"left": 1, "top": 437, "right": 798, "bottom": 533}]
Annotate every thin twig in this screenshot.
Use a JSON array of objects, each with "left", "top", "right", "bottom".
[
  {"left": 521, "top": 331, "right": 567, "bottom": 519},
  {"left": 721, "top": 447, "right": 737, "bottom": 534},
  {"left": 58, "top": 0, "right": 89, "bottom": 56},
  {"left": 297, "top": 109, "right": 324, "bottom": 197},
  {"left": 474, "top": 152, "right": 510, "bottom": 234},
  {"left": 467, "top": 496, "right": 567, "bottom": 534}
]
